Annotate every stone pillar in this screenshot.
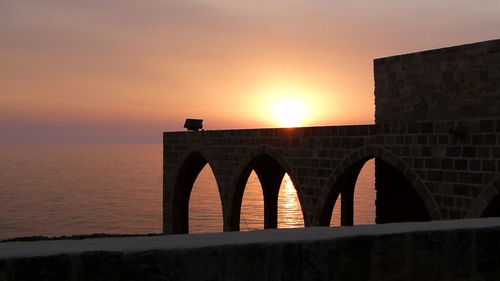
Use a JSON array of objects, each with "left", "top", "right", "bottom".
[
  {"left": 341, "top": 188, "right": 354, "bottom": 226},
  {"left": 255, "top": 167, "right": 285, "bottom": 229},
  {"left": 334, "top": 161, "right": 364, "bottom": 226}
]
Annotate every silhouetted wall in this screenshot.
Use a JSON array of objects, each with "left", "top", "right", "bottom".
[
  {"left": 375, "top": 39, "right": 500, "bottom": 123},
  {"left": 2, "top": 219, "right": 500, "bottom": 281}
]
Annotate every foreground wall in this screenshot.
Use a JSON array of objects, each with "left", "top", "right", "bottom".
[{"left": 2, "top": 218, "right": 500, "bottom": 281}]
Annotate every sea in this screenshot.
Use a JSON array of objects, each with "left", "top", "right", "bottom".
[{"left": 0, "top": 144, "right": 375, "bottom": 240}]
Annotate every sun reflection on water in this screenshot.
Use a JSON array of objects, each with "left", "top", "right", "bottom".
[
  {"left": 277, "top": 174, "right": 304, "bottom": 228},
  {"left": 191, "top": 160, "right": 374, "bottom": 233}
]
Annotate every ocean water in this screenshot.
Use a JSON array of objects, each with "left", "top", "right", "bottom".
[{"left": 0, "top": 144, "right": 375, "bottom": 240}]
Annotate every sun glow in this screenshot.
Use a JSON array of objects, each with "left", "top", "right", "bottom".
[
  {"left": 274, "top": 99, "right": 306, "bottom": 127},
  {"left": 252, "top": 77, "right": 333, "bottom": 128}
]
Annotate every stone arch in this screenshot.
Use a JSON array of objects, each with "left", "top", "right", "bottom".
[
  {"left": 228, "top": 145, "right": 305, "bottom": 231},
  {"left": 467, "top": 175, "right": 500, "bottom": 218},
  {"left": 170, "top": 147, "right": 223, "bottom": 234},
  {"left": 317, "top": 144, "right": 441, "bottom": 226}
]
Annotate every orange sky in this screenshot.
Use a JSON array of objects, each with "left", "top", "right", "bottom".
[{"left": 1, "top": 1, "right": 500, "bottom": 143}]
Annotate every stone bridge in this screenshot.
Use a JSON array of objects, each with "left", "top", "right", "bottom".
[{"left": 163, "top": 39, "right": 500, "bottom": 234}]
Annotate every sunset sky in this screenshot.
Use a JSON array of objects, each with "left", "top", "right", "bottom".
[{"left": 1, "top": 1, "right": 500, "bottom": 143}]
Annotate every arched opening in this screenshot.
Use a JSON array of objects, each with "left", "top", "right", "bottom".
[
  {"left": 189, "top": 165, "right": 223, "bottom": 233},
  {"left": 321, "top": 157, "right": 430, "bottom": 226},
  {"left": 354, "top": 159, "right": 376, "bottom": 224},
  {"left": 278, "top": 173, "right": 305, "bottom": 228},
  {"left": 481, "top": 193, "right": 500, "bottom": 218},
  {"left": 375, "top": 159, "right": 431, "bottom": 223},
  {"left": 240, "top": 171, "right": 264, "bottom": 231},
  {"left": 329, "top": 159, "right": 375, "bottom": 226},
  {"left": 172, "top": 152, "right": 222, "bottom": 234},
  {"left": 231, "top": 153, "right": 305, "bottom": 231},
  {"left": 330, "top": 194, "right": 342, "bottom": 226}
]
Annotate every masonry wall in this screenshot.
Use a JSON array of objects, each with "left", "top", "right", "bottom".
[
  {"left": 163, "top": 125, "right": 381, "bottom": 232},
  {"left": 163, "top": 118, "right": 500, "bottom": 232},
  {"left": 372, "top": 119, "right": 500, "bottom": 219},
  {"left": 2, "top": 219, "right": 500, "bottom": 281},
  {"left": 375, "top": 39, "right": 500, "bottom": 123}
]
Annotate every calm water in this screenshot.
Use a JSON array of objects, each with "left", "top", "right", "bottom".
[{"left": 0, "top": 144, "right": 374, "bottom": 240}]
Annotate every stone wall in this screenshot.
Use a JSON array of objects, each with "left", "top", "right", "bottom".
[
  {"left": 2, "top": 218, "right": 500, "bottom": 281},
  {"left": 163, "top": 125, "right": 381, "bottom": 233},
  {"left": 371, "top": 119, "right": 500, "bottom": 220},
  {"left": 163, "top": 118, "right": 500, "bottom": 233},
  {"left": 375, "top": 39, "right": 500, "bottom": 123}
]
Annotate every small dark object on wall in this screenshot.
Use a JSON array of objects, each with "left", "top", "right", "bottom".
[{"left": 184, "top": 119, "right": 203, "bottom": 131}]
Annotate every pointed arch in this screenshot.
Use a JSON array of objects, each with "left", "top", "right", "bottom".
[
  {"left": 467, "top": 175, "right": 500, "bottom": 218},
  {"left": 317, "top": 144, "right": 441, "bottom": 225},
  {"left": 170, "top": 147, "right": 223, "bottom": 234},
  {"left": 228, "top": 145, "right": 306, "bottom": 231}
]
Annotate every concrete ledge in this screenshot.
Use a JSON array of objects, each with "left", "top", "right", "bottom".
[{"left": 2, "top": 218, "right": 500, "bottom": 280}]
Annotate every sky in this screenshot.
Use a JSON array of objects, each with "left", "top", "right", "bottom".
[{"left": 1, "top": 0, "right": 500, "bottom": 143}]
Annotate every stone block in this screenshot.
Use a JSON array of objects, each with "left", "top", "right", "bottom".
[
  {"left": 478, "top": 147, "right": 491, "bottom": 158},
  {"left": 444, "top": 171, "right": 458, "bottom": 182},
  {"left": 421, "top": 122, "right": 434, "bottom": 133},
  {"left": 422, "top": 146, "right": 432, "bottom": 157},
  {"left": 410, "top": 146, "right": 421, "bottom": 157},
  {"left": 480, "top": 120, "right": 495, "bottom": 132},
  {"left": 413, "top": 158, "right": 424, "bottom": 169},
  {"left": 495, "top": 120, "right": 500, "bottom": 132},
  {"left": 429, "top": 135, "right": 438, "bottom": 145},
  {"left": 463, "top": 146, "right": 477, "bottom": 158},
  {"left": 439, "top": 135, "right": 449, "bottom": 144},
  {"left": 428, "top": 170, "right": 444, "bottom": 181},
  {"left": 472, "top": 135, "right": 484, "bottom": 145},
  {"left": 459, "top": 173, "right": 483, "bottom": 184},
  {"left": 425, "top": 158, "right": 439, "bottom": 169},
  {"left": 491, "top": 147, "right": 500, "bottom": 158},
  {"left": 469, "top": 160, "right": 482, "bottom": 171},
  {"left": 455, "top": 159, "right": 468, "bottom": 170},
  {"left": 417, "top": 135, "right": 428, "bottom": 145},
  {"left": 443, "top": 196, "right": 455, "bottom": 207},
  {"left": 484, "top": 134, "right": 496, "bottom": 145},
  {"left": 447, "top": 146, "right": 461, "bottom": 157},
  {"left": 453, "top": 184, "right": 472, "bottom": 197}
]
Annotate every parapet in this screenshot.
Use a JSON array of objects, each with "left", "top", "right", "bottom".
[{"left": 2, "top": 218, "right": 500, "bottom": 280}]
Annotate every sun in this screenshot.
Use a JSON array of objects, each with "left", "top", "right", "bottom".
[{"left": 274, "top": 99, "right": 306, "bottom": 127}]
